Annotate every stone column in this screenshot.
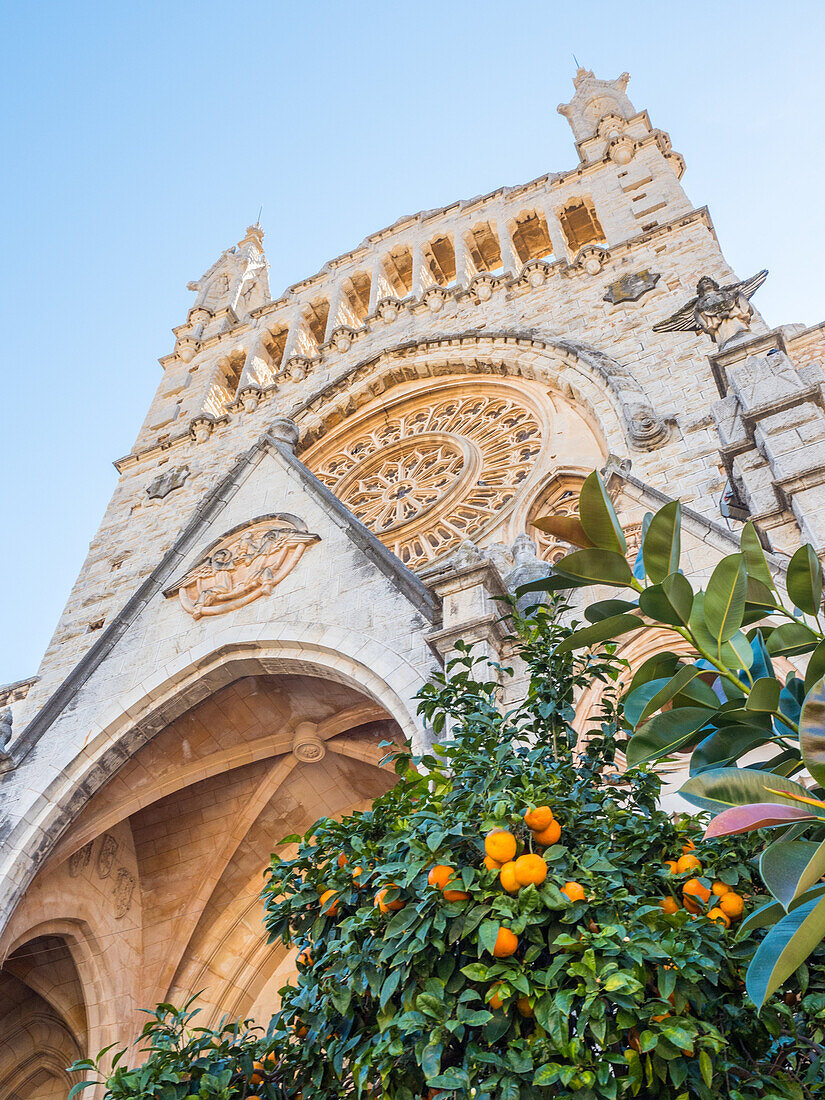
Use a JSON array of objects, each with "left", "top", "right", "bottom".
[
  {"left": 411, "top": 240, "right": 428, "bottom": 298},
  {"left": 496, "top": 214, "right": 521, "bottom": 276},
  {"left": 324, "top": 279, "right": 345, "bottom": 342},
  {"left": 427, "top": 555, "right": 509, "bottom": 671},
  {"left": 711, "top": 329, "right": 825, "bottom": 553},
  {"left": 368, "top": 257, "right": 384, "bottom": 313},
  {"left": 541, "top": 201, "right": 569, "bottom": 260},
  {"left": 280, "top": 303, "right": 306, "bottom": 365},
  {"left": 453, "top": 229, "right": 473, "bottom": 288}
]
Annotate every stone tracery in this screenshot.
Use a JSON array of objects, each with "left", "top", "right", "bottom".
[{"left": 307, "top": 383, "right": 546, "bottom": 568}]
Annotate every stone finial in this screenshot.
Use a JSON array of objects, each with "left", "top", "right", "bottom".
[
  {"left": 504, "top": 535, "right": 552, "bottom": 615},
  {"left": 268, "top": 417, "right": 300, "bottom": 452},
  {"left": 557, "top": 70, "right": 636, "bottom": 143}
]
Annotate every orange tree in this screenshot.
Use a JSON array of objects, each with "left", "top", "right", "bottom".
[{"left": 70, "top": 601, "right": 824, "bottom": 1099}]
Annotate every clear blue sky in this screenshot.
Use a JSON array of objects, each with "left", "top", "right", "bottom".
[{"left": 0, "top": 1, "right": 823, "bottom": 685}]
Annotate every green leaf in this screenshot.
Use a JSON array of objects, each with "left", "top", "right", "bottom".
[
  {"left": 787, "top": 544, "right": 823, "bottom": 617},
  {"left": 553, "top": 548, "right": 633, "bottom": 587},
  {"left": 745, "top": 677, "right": 782, "bottom": 713},
  {"left": 689, "top": 593, "right": 752, "bottom": 668},
  {"left": 800, "top": 674, "right": 825, "bottom": 787},
  {"left": 760, "top": 839, "right": 825, "bottom": 910},
  {"left": 746, "top": 893, "right": 825, "bottom": 1009},
  {"left": 479, "top": 921, "right": 499, "bottom": 956},
  {"left": 627, "top": 652, "right": 682, "bottom": 696},
  {"left": 584, "top": 598, "right": 639, "bottom": 623},
  {"left": 679, "top": 767, "right": 825, "bottom": 815},
  {"left": 553, "top": 613, "right": 643, "bottom": 655},
  {"left": 804, "top": 639, "right": 825, "bottom": 694},
  {"left": 691, "top": 725, "right": 776, "bottom": 775},
  {"left": 741, "top": 521, "right": 775, "bottom": 588},
  {"left": 532, "top": 512, "right": 594, "bottom": 549},
  {"left": 704, "top": 553, "right": 747, "bottom": 645},
  {"left": 627, "top": 707, "right": 716, "bottom": 767},
  {"left": 632, "top": 665, "right": 709, "bottom": 728},
  {"left": 766, "top": 621, "right": 820, "bottom": 657},
  {"left": 642, "top": 501, "right": 681, "bottom": 583},
  {"left": 578, "top": 471, "right": 627, "bottom": 553},
  {"left": 739, "top": 884, "right": 825, "bottom": 937},
  {"left": 639, "top": 571, "right": 693, "bottom": 626}
]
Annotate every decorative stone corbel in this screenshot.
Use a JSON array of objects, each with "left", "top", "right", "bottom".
[
  {"left": 189, "top": 414, "right": 216, "bottom": 444},
  {"left": 521, "top": 259, "right": 552, "bottom": 288},
  {"left": 423, "top": 286, "right": 447, "bottom": 313},
  {"left": 470, "top": 271, "right": 497, "bottom": 303},
  {"left": 377, "top": 296, "right": 402, "bottom": 324},
  {"left": 176, "top": 334, "right": 201, "bottom": 363},
  {"left": 237, "top": 384, "right": 263, "bottom": 412},
  {"left": 331, "top": 326, "right": 355, "bottom": 353},
  {"left": 267, "top": 416, "right": 300, "bottom": 453},
  {"left": 572, "top": 245, "right": 610, "bottom": 275},
  {"left": 607, "top": 134, "right": 636, "bottom": 166},
  {"left": 282, "top": 355, "right": 312, "bottom": 382}
]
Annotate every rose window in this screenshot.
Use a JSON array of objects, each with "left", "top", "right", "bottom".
[{"left": 303, "top": 381, "right": 548, "bottom": 568}]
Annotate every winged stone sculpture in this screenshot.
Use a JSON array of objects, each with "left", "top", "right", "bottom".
[{"left": 653, "top": 270, "right": 768, "bottom": 346}]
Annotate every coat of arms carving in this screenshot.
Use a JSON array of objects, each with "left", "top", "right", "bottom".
[
  {"left": 146, "top": 465, "right": 190, "bottom": 499},
  {"left": 603, "top": 270, "right": 660, "bottom": 304},
  {"left": 165, "top": 514, "right": 320, "bottom": 619}
]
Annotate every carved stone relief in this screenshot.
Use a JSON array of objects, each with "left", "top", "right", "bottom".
[
  {"left": 603, "top": 270, "right": 660, "bottom": 304},
  {"left": 166, "top": 514, "right": 320, "bottom": 618},
  {"left": 96, "top": 833, "right": 119, "bottom": 878},
  {"left": 146, "top": 465, "right": 190, "bottom": 500},
  {"left": 68, "top": 842, "right": 93, "bottom": 878},
  {"left": 113, "top": 868, "right": 137, "bottom": 919}
]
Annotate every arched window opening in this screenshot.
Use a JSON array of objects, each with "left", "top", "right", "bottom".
[
  {"left": 464, "top": 222, "right": 503, "bottom": 274},
  {"left": 558, "top": 198, "right": 606, "bottom": 252},
  {"left": 305, "top": 297, "right": 330, "bottom": 348},
  {"left": 342, "top": 271, "right": 372, "bottom": 325},
  {"left": 262, "top": 324, "right": 289, "bottom": 373},
  {"left": 510, "top": 210, "right": 554, "bottom": 265},
  {"left": 424, "top": 234, "right": 456, "bottom": 286},
  {"left": 382, "top": 246, "right": 413, "bottom": 297}
]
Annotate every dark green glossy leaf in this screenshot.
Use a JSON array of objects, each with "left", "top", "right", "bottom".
[
  {"left": 800, "top": 674, "right": 825, "bottom": 787},
  {"left": 760, "top": 838, "right": 825, "bottom": 910},
  {"left": 553, "top": 613, "right": 643, "bottom": 655},
  {"left": 679, "top": 767, "right": 825, "bottom": 815},
  {"left": 639, "top": 573, "right": 693, "bottom": 627},
  {"left": 584, "top": 599, "right": 639, "bottom": 624},
  {"left": 738, "top": 883, "right": 825, "bottom": 938},
  {"left": 627, "top": 651, "right": 681, "bottom": 695},
  {"left": 746, "top": 893, "right": 825, "bottom": 1009},
  {"left": 787, "top": 544, "right": 823, "bottom": 617},
  {"left": 552, "top": 548, "right": 633, "bottom": 587},
  {"left": 689, "top": 593, "right": 753, "bottom": 669},
  {"left": 766, "top": 621, "right": 820, "bottom": 657},
  {"left": 690, "top": 725, "right": 777, "bottom": 775},
  {"left": 745, "top": 677, "right": 781, "bottom": 713},
  {"left": 804, "top": 639, "right": 825, "bottom": 694},
  {"left": 641, "top": 501, "right": 681, "bottom": 583},
  {"left": 741, "top": 521, "right": 774, "bottom": 588},
  {"left": 626, "top": 707, "right": 716, "bottom": 767},
  {"left": 578, "top": 471, "right": 626, "bottom": 553},
  {"left": 631, "top": 665, "right": 707, "bottom": 729},
  {"left": 704, "top": 553, "right": 747, "bottom": 645}
]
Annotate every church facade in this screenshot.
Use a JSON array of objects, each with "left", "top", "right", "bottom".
[{"left": 2, "top": 70, "right": 824, "bottom": 1099}]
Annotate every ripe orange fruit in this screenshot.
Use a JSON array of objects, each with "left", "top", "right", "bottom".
[
  {"left": 561, "top": 881, "right": 586, "bottom": 903},
  {"left": 484, "top": 855, "right": 503, "bottom": 871},
  {"left": 532, "top": 819, "right": 562, "bottom": 846},
  {"left": 293, "top": 1021, "right": 309, "bottom": 1038},
  {"left": 712, "top": 880, "right": 731, "bottom": 897},
  {"left": 499, "top": 861, "right": 520, "bottom": 894},
  {"left": 524, "top": 805, "right": 554, "bottom": 832},
  {"left": 337, "top": 852, "right": 348, "bottom": 868},
  {"left": 682, "top": 840, "right": 696, "bottom": 853},
  {"left": 375, "top": 885, "right": 404, "bottom": 913},
  {"left": 352, "top": 865, "right": 364, "bottom": 881},
  {"left": 250, "top": 1061, "right": 265, "bottom": 1085},
  {"left": 488, "top": 983, "right": 504, "bottom": 1010},
  {"left": 319, "top": 889, "right": 339, "bottom": 916},
  {"left": 719, "top": 892, "right": 745, "bottom": 919},
  {"left": 428, "top": 864, "right": 454, "bottom": 890},
  {"left": 485, "top": 829, "right": 517, "bottom": 863},
  {"left": 660, "top": 896, "right": 680, "bottom": 915},
  {"left": 296, "top": 948, "right": 312, "bottom": 968},
  {"left": 683, "top": 878, "right": 711, "bottom": 906},
  {"left": 707, "top": 907, "right": 731, "bottom": 928},
  {"left": 650, "top": 1012, "right": 671, "bottom": 1023},
  {"left": 516, "top": 995, "right": 534, "bottom": 1018},
  {"left": 443, "top": 884, "right": 470, "bottom": 902},
  {"left": 676, "top": 854, "right": 702, "bottom": 874},
  {"left": 664, "top": 860, "right": 679, "bottom": 873},
  {"left": 492, "top": 926, "right": 519, "bottom": 957},
  {"left": 514, "top": 853, "right": 548, "bottom": 887},
  {"left": 264, "top": 1051, "right": 278, "bottom": 1067}
]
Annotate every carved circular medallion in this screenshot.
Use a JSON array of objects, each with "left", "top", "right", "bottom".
[
  {"left": 304, "top": 380, "right": 548, "bottom": 568},
  {"left": 292, "top": 735, "right": 327, "bottom": 763}
]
